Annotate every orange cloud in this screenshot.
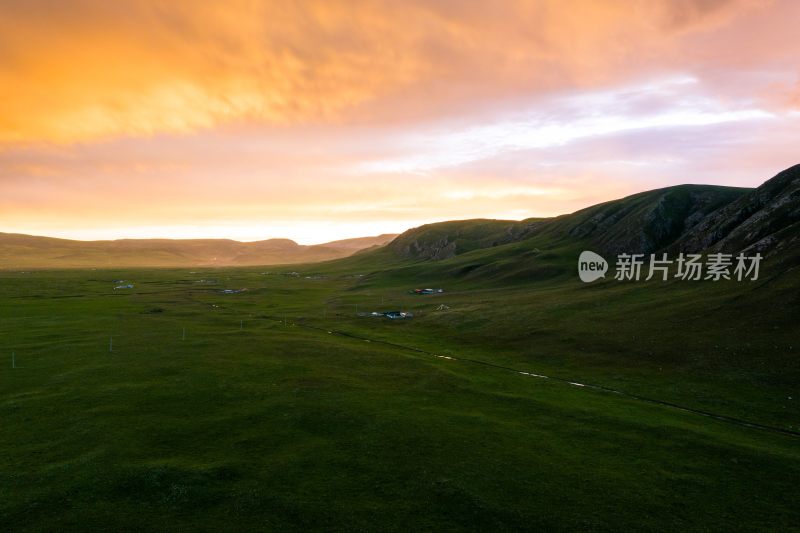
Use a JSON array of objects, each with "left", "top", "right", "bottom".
[{"left": 0, "top": 0, "right": 765, "bottom": 144}]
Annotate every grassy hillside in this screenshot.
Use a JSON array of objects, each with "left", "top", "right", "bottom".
[
  {"left": 307, "top": 166, "right": 799, "bottom": 432},
  {"left": 313, "top": 238, "right": 800, "bottom": 428},
  {"left": 388, "top": 185, "right": 749, "bottom": 261}
]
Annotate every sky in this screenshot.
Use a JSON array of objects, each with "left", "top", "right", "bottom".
[{"left": 1, "top": 0, "right": 799, "bottom": 244}]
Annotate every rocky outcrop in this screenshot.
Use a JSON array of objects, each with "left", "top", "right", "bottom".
[
  {"left": 387, "top": 219, "right": 517, "bottom": 260},
  {"left": 559, "top": 185, "right": 747, "bottom": 255},
  {"left": 394, "top": 236, "right": 458, "bottom": 260},
  {"left": 673, "top": 164, "right": 800, "bottom": 256}
]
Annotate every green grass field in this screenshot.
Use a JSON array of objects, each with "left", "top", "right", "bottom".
[{"left": 1, "top": 252, "right": 799, "bottom": 531}]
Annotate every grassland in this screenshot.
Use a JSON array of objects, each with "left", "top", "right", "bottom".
[{"left": 1, "top": 249, "right": 799, "bottom": 530}]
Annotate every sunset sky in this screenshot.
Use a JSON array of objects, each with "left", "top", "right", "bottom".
[{"left": 1, "top": 0, "right": 799, "bottom": 244}]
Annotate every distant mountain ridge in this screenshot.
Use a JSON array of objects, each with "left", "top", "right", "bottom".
[{"left": 0, "top": 233, "right": 398, "bottom": 268}]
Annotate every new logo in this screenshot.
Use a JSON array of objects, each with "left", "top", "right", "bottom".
[{"left": 578, "top": 251, "right": 608, "bottom": 283}]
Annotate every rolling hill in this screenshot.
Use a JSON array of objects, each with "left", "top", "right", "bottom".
[
  {"left": 0, "top": 233, "right": 398, "bottom": 269},
  {"left": 388, "top": 164, "right": 800, "bottom": 266}
]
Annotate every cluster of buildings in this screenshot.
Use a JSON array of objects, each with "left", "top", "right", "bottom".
[
  {"left": 410, "top": 288, "right": 444, "bottom": 295},
  {"left": 370, "top": 311, "right": 413, "bottom": 320}
]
